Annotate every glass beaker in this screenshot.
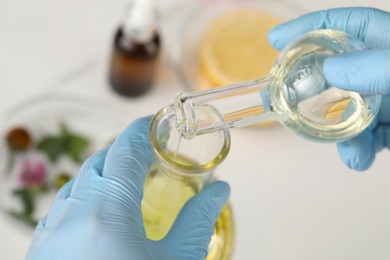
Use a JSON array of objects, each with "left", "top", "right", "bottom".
[
  {"left": 143, "top": 105, "right": 234, "bottom": 260},
  {"left": 174, "top": 29, "right": 382, "bottom": 142}
]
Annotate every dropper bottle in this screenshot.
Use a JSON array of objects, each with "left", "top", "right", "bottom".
[
  {"left": 174, "top": 30, "right": 382, "bottom": 143},
  {"left": 109, "top": 0, "right": 160, "bottom": 97}
]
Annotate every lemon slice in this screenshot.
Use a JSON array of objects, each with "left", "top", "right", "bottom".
[
  {"left": 325, "top": 97, "right": 351, "bottom": 121},
  {"left": 199, "top": 9, "right": 280, "bottom": 88}
]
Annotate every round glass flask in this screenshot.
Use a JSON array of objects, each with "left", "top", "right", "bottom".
[
  {"left": 175, "top": 30, "right": 382, "bottom": 142},
  {"left": 143, "top": 105, "right": 234, "bottom": 260}
]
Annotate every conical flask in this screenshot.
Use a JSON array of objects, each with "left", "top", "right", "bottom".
[
  {"left": 175, "top": 29, "right": 382, "bottom": 142},
  {"left": 143, "top": 105, "right": 234, "bottom": 260}
]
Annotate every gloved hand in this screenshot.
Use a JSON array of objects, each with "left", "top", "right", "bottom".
[
  {"left": 267, "top": 7, "right": 390, "bottom": 171},
  {"left": 26, "top": 117, "right": 230, "bottom": 260}
]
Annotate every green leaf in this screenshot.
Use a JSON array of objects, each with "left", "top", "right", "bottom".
[
  {"left": 59, "top": 122, "right": 90, "bottom": 163},
  {"left": 36, "top": 122, "right": 90, "bottom": 164},
  {"left": 63, "top": 135, "right": 89, "bottom": 164},
  {"left": 59, "top": 121, "right": 71, "bottom": 137},
  {"left": 12, "top": 188, "right": 34, "bottom": 215},
  {"left": 9, "top": 211, "right": 37, "bottom": 227},
  {"left": 37, "top": 136, "right": 65, "bottom": 163},
  {"left": 67, "top": 135, "right": 89, "bottom": 163}
]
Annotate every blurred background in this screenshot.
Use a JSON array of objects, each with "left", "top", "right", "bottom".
[{"left": 0, "top": 0, "right": 390, "bottom": 259}]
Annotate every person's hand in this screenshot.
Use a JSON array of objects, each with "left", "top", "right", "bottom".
[
  {"left": 267, "top": 7, "right": 390, "bottom": 171},
  {"left": 26, "top": 117, "right": 230, "bottom": 260}
]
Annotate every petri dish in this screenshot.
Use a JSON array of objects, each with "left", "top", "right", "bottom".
[
  {"left": 0, "top": 92, "right": 123, "bottom": 230},
  {"left": 170, "top": 0, "right": 303, "bottom": 91}
]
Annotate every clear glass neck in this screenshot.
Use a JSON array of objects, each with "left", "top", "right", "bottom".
[
  {"left": 174, "top": 76, "right": 288, "bottom": 139},
  {"left": 149, "top": 105, "right": 231, "bottom": 175}
]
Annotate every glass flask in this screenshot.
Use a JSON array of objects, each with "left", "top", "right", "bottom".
[
  {"left": 174, "top": 29, "right": 382, "bottom": 142},
  {"left": 143, "top": 105, "right": 234, "bottom": 260}
]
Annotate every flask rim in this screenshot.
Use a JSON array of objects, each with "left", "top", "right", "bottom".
[{"left": 149, "top": 104, "right": 231, "bottom": 174}]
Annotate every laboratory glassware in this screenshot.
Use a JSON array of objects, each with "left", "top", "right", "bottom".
[{"left": 174, "top": 29, "right": 382, "bottom": 142}]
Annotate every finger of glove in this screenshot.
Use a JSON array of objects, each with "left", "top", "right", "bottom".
[
  {"left": 268, "top": 7, "right": 390, "bottom": 50},
  {"left": 53, "top": 178, "right": 76, "bottom": 201},
  {"left": 99, "top": 117, "right": 152, "bottom": 234},
  {"left": 151, "top": 181, "right": 230, "bottom": 260},
  {"left": 372, "top": 124, "right": 390, "bottom": 152},
  {"left": 34, "top": 179, "right": 75, "bottom": 229},
  {"left": 337, "top": 129, "right": 376, "bottom": 171},
  {"left": 323, "top": 49, "right": 390, "bottom": 95},
  {"left": 68, "top": 145, "right": 110, "bottom": 197},
  {"left": 102, "top": 116, "right": 152, "bottom": 197},
  {"left": 38, "top": 146, "right": 110, "bottom": 230},
  {"left": 378, "top": 95, "right": 390, "bottom": 123}
]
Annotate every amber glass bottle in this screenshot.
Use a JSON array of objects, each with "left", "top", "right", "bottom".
[{"left": 109, "top": 0, "right": 160, "bottom": 97}]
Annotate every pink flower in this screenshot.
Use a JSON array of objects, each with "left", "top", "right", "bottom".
[{"left": 20, "top": 159, "right": 47, "bottom": 188}]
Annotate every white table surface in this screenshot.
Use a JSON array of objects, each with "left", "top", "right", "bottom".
[{"left": 1, "top": 0, "right": 390, "bottom": 259}]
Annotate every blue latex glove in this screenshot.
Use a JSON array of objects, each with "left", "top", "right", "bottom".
[
  {"left": 26, "top": 117, "right": 230, "bottom": 260},
  {"left": 268, "top": 7, "right": 390, "bottom": 171}
]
